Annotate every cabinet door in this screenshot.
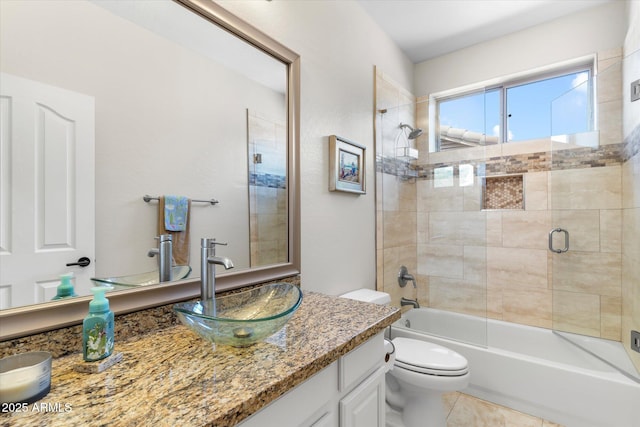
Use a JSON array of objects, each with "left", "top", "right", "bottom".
[
  {"left": 309, "top": 411, "right": 334, "bottom": 427},
  {"left": 339, "top": 367, "right": 385, "bottom": 427},
  {"left": 237, "top": 362, "right": 338, "bottom": 427}
]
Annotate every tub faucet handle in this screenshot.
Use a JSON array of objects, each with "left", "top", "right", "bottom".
[{"left": 398, "top": 265, "right": 417, "bottom": 288}]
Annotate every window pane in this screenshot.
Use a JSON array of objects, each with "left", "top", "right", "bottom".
[
  {"left": 459, "top": 164, "right": 474, "bottom": 187},
  {"left": 551, "top": 72, "right": 592, "bottom": 136},
  {"left": 434, "top": 166, "right": 454, "bottom": 188},
  {"left": 438, "top": 89, "right": 500, "bottom": 151},
  {"left": 506, "top": 71, "right": 590, "bottom": 141}
]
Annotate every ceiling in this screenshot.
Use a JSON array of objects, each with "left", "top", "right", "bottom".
[{"left": 357, "top": 0, "right": 614, "bottom": 63}]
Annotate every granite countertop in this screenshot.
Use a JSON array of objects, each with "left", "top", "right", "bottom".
[{"left": 1, "top": 291, "right": 399, "bottom": 427}]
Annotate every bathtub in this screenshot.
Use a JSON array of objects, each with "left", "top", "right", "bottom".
[{"left": 388, "top": 308, "right": 640, "bottom": 427}]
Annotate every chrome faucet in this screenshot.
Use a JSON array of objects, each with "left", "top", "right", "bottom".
[
  {"left": 200, "top": 238, "right": 234, "bottom": 301},
  {"left": 400, "top": 297, "right": 420, "bottom": 309},
  {"left": 148, "top": 234, "right": 173, "bottom": 282}
]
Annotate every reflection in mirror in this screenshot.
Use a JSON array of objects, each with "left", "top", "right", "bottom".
[
  {"left": 0, "top": 0, "right": 292, "bottom": 311},
  {"left": 247, "top": 110, "right": 288, "bottom": 267}
]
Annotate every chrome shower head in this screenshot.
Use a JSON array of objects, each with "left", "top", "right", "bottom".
[{"left": 399, "top": 123, "right": 423, "bottom": 139}]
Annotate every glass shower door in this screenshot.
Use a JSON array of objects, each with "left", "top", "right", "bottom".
[{"left": 549, "top": 55, "right": 639, "bottom": 381}]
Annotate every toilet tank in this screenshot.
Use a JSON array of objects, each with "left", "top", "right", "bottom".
[{"left": 340, "top": 289, "right": 391, "bottom": 305}]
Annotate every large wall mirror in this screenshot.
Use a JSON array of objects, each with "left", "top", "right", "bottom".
[{"left": 0, "top": 0, "right": 300, "bottom": 339}]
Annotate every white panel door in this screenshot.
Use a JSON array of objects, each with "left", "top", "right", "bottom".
[
  {"left": 0, "top": 73, "right": 95, "bottom": 308},
  {"left": 339, "top": 367, "right": 385, "bottom": 427}
]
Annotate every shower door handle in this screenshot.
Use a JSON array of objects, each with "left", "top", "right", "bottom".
[{"left": 548, "top": 228, "right": 569, "bottom": 253}]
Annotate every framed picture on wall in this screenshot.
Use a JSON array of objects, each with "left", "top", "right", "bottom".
[{"left": 329, "top": 135, "right": 366, "bottom": 194}]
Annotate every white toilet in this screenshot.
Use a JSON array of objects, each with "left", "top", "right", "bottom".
[{"left": 341, "top": 289, "right": 470, "bottom": 427}]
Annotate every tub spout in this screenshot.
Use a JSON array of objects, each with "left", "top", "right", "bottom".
[{"left": 400, "top": 297, "right": 420, "bottom": 309}]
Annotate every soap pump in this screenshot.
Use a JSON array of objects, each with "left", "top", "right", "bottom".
[
  {"left": 51, "top": 272, "right": 78, "bottom": 300},
  {"left": 82, "top": 287, "right": 114, "bottom": 362}
]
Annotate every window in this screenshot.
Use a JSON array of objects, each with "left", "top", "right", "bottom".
[
  {"left": 435, "top": 65, "right": 593, "bottom": 151},
  {"left": 438, "top": 89, "right": 500, "bottom": 150}
]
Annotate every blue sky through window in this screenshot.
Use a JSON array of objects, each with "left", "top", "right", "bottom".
[
  {"left": 438, "top": 70, "right": 590, "bottom": 144},
  {"left": 439, "top": 89, "right": 499, "bottom": 137}
]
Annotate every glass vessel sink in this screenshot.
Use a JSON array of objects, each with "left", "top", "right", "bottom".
[
  {"left": 91, "top": 265, "right": 191, "bottom": 288},
  {"left": 173, "top": 283, "right": 302, "bottom": 347}
]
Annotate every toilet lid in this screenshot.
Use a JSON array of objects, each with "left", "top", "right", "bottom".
[{"left": 392, "top": 337, "right": 469, "bottom": 376}]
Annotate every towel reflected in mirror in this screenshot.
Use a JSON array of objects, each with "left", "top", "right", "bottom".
[{"left": 157, "top": 196, "right": 191, "bottom": 266}]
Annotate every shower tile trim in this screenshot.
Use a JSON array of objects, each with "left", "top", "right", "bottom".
[
  {"left": 376, "top": 142, "right": 625, "bottom": 180},
  {"left": 249, "top": 172, "right": 287, "bottom": 189}
]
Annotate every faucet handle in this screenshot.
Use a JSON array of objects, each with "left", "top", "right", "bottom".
[
  {"left": 201, "top": 238, "right": 227, "bottom": 248},
  {"left": 398, "top": 265, "right": 417, "bottom": 288},
  {"left": 155, "top": 234, "right": 173, "bottom": 243}
]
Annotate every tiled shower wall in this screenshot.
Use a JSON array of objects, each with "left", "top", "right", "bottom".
[
  {"left": 247, "top": 110, "right": 288, "bottom": 267},
  {"left": 410, "top": 144, "right": 624, "bottom": 337},
  {"left": 375, "top": 49, "right": 631, "bottom": 342}
]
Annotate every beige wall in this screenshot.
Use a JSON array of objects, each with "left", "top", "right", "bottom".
[{"left": 218, "top": 0, "right": 414, "bottom": 295}]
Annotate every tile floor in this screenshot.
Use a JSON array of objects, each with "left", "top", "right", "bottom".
[{"left": 443, "top": 392, "right": 564, "bottom": 427}]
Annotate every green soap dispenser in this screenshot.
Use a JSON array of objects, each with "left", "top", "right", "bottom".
[
  {"left": 51, "top": 272, "right": 78, "bottom": 300},
  {"left": 83, "top": 287, "right": 115, "bottom": 362}
]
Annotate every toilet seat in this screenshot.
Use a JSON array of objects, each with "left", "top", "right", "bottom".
[{"left": 393, "top": 337, "right": 469, "bottom": 377}]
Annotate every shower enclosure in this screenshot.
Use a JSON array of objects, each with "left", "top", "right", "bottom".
[
  {"left": 549, "top": 50, "right": 640, "bottom": 381},
  {"left": 375, "top": 49, "right": 640, "bottom": 381}
]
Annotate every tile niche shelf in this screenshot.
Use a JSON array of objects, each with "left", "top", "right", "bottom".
[{"left": 483, "top": 175, "right": 524, "bottom": 210}]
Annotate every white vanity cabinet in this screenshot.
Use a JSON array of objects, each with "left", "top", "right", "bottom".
[
  {"left": 339, "top": 366, "right": 385, "bottom": 427},
  {"left": 238, "top": 333, "right": 386, "bottom": 427}
]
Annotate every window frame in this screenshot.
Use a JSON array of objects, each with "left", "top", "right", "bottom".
[{"left": 433, "top": 59, "right": 595, "bottom": 151}]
